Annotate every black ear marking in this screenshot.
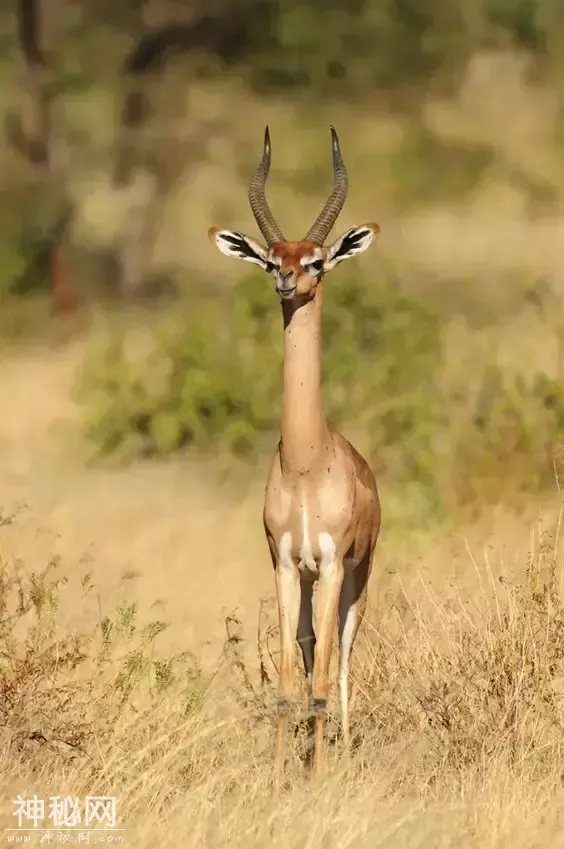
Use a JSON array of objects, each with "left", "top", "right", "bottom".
[
  {"left": 221, "top": 232, "right": 245, "bottom": 247},
  {"left": 336, "top": 228, "right": 371, "bottom": 257},
  {"left": 221, "top": 231, "right": 264, "bottom": 261}
]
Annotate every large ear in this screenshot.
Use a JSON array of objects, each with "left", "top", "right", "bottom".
[
  {"left": 208, "top": 227, "right": 270, "bottom": 270},
  {"left": 324, "top": 223, "right": 380, "bottom": 272}
]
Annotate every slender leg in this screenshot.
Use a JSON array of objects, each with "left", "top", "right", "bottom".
[
  {"left": 310, "top": 553, "right": 344, "bottom": 777},
  {"left": 274, "top": 559, "right": 301, "bottom": 783},
  {"left": 337, "top": 553, "right": 371, "bottom": 751}
]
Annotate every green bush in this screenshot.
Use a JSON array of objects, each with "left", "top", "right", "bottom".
[
  {"left": 78, "top": 269, "right": 564, "bottom": 514},
  {"left": 0, "top": 190, "right": 62, "bottom": 299},
  {"left": 78, "top": 268, "right": 443, "bottom": 465}
]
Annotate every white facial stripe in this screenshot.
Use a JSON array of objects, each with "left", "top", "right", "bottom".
[{"left": 299, "top": 253, "right": 323, "bottom": 266}]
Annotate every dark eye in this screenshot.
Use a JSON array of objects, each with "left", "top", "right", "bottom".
[
  {"left": 305, "top": 259, "right": 324, "bottom": 274},
  {"left": 265, "top": 261, "right": 278, "bottom": 275}
]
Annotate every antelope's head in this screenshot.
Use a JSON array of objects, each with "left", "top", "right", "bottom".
[{"left": 208, "top": 126, "right": 379, "bottom": 301}]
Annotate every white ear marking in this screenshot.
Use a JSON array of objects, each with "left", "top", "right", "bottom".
[
  {"left": 208, "top": 228, "right": 269, "bottom": 270},
  {"left": 324, "top": 223, "right": 379, "bottom": 271}
]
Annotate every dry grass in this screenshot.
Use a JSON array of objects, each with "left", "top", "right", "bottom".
[{"left": 1, "top": 337, "right": 564, "bottom": 848}]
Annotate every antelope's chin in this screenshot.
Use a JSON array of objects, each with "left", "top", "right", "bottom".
[{"left": 276, "top": 285, "right": 297, "bottom": 300}]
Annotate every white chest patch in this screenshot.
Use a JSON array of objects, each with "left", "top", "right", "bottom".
[
  {"left": 299, "top": 502, "right": 316, "bottom": 571},
  {"left": 318, "top": 532, "right": 337, "bottom": 573},
  {"left": 279, "top": 531, "right": 293, "bottom": 569}
]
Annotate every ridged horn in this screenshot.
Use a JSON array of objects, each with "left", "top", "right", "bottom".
[
  {"left": 305, "top": 126, "right": 349, "bottom": 245},
  {"left": 248, "top": 126, "right": 285, "bottom": 246}
]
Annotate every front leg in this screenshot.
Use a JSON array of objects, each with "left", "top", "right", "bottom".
[
  {"left": 273, "top": 540, "right": 301, "bottom": 782},
  {"left": 311, "top": 534, "right": 344, "bottom": 777},
  {"left": 338, "top": 551, "right": 371, "bottom": 751}
]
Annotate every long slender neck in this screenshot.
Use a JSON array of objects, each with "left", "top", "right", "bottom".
[{"left": 280, "top": 282, "right": 329, "bottom": 474}]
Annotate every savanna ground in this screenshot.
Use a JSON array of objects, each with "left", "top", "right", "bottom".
[{"left": 3, "top": 10, "right": 564, "bottom": 845}]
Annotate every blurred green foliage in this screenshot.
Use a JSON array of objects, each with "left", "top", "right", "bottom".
[
  {"left": 67, "top": 0, "right": 564, "bottom": 92},
  {"left": 78, "top": 269, "right": 564, "bottom": 515},
  {"left": 0, "top": 189, "right": 57, "bottom": 298},
  {"left": 2, "top": 0, "right": 564, "bottom": 299},
  {"left": 50, "top": 0, "right": 564, "bottom": 103},
  {"left": 79, "top": 268, "right": 443, "bottom": 466},
  {"left": 234, "top": 0, "right": 564, "bottom": 97}
]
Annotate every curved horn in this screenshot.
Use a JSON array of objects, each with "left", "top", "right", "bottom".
[
  {"left": 248, "top": 126, "right": 285, "bottom": 246},
  {"left": 305, "top": 126, "right": 349, "bottom": 246}
]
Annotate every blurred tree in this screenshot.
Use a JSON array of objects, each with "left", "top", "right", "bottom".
[
  {"left": 106, "top": 1, "right": 251, "bottom": 300},
  {"left": 3, "top": 0, "right": 254, "bottom": 307},
  {"left": 4, "top": 0, "right": 78, "bottom": 317}
]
